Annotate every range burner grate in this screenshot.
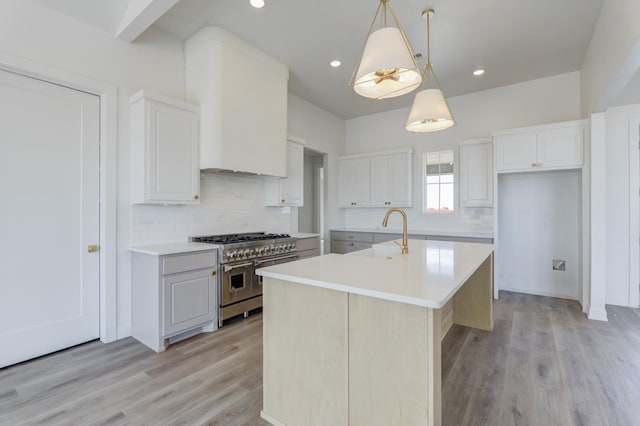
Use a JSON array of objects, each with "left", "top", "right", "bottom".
[{"left": 192, "top": 232, "right": 291, "bottom": 245}]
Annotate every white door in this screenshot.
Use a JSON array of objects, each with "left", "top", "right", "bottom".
[{"left": 0, "top": 69, "right": 100, "bottom": 368}]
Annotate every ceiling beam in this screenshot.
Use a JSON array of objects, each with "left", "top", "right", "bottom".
[{"left": 116, "top": 0, "right": 180, "bottom": 42}]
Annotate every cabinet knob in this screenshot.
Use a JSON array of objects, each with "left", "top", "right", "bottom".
[
  {"left": 194, "top": 195, "right": 199, "bottom": 200},
  {"left": 281, "top": 199, "right": 285, "bottom": 203},
  {"left": 87, "top": 244, "right": 99, "bottom": 253},
  {"left": 349, "top": 243, "right": 354, "bottom": 246},
  {"left": 211, "top": 270, "right": 217, "bottom": 276}
]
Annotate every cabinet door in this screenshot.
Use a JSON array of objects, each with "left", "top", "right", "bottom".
[
  {"left": 495, "top": 133, "right": 537, "bottom": 171},
  {"left": 148, "top": 101, "right": 200, "bottom": 203},
  {"left": 460, "top": 142, "right": 493, "bottom": 207},
  {"left": 537, "top": 127, "right": 583, "bottom": 169},
  {"left": 387, "top": 153, "right": 412, "bottom": 207},
  {"left": 369, "top": 155, "right": 389, "bottom": 207},
  {"left": 338, "top": 158, "right": 370, "bottom": 207},
  {"left": 280, "top": 141, "right": 304, "bottom": 205},
  {"left": 369, "top": 153, "right": 411, "bottom": 207},
  {"left": 162, "top": 268, "right": 215, "bottom": 337}
]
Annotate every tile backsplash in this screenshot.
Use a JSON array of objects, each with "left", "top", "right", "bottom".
[
  {"left": 131, "top": 172, "right": 292, "bottom": 246},
  {"left": 343, "top": 206, "right": 493, "bottom": 232}
]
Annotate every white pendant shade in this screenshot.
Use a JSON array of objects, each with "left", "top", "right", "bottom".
[
  {"left": 405, "top": 88, "right": 455, "bottom": 132},
  {"left": 354, "top": 27, "right": 421, "bottom": 99}
]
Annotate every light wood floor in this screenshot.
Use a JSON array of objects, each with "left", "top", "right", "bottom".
[{"left": 1, "top": 291, "right": 639, "bottom": 425}]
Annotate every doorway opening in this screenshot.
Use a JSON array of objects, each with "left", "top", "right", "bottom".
[{"left": 298, "top": 148, "right": 327, "bottom": 254}]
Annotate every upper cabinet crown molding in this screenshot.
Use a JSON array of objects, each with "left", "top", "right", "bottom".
[
  {"left": 185, "top": 27, "right": 290, "bottom": 177},
  {"left": 494, "top": 120, "right": 586, "bottom": 173},
  {"left": 129, "top": 90, "right": 200, "bottom": 205}
]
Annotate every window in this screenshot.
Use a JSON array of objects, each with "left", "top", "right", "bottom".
[{"left": 423, "top": 150, "right": 454, "bottom": 214}]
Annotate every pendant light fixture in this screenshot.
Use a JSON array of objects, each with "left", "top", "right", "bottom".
[
  {"left": 405, "top": 8, "right": 455, "bottom": 132},
  {"left": 350, "top": 0, "right": 422, "bottom": 99}
]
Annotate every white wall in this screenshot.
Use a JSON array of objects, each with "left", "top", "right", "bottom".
[
  {"left": 603, "top": 103, "right": 640, "bottom": 306},
  {"left": 0, "top": 0, "right": 186, "bottom": 338},
  {"left": 581, "top": 0, "right": 640, "bottom": 114},
  {"left": 344, "top": 72, "right": 581, "bottom": 232},
  {"left": 0, "top": 1, "right": 347, "bottom": 339},
  {"left": 498, "top": 170, "right": 582, "bottom": 300},
  {"left": 287, "top": 94, "right": 345, "bottom": 242}
]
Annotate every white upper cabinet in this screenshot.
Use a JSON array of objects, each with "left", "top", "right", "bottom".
[
  {"left": 338, "top": 157, "right": 371, "bottom": 207},
  {"left": 265, "top": 138, "right": 304, "bottom": 207},
  {"left": 130, "top": 91, "right": 200, "bottom": 205},
  {"left": 537, "top": 127, "right": 583, "bottom": 168},
  {"left": 494, "top": 133, "right": 537, "bottom": 171},
  {"left": 494, "top": 120, "right": 585, "bottom": 173},
  {"left": 338, "top": 149, "right": 413, "bottom": 208},
  {"left": 459, "top": 139, "right": 493, "bottom": 207},
  {"left": 370, "top": 153, "right": 412, "bottom": 207},
  {"left": 185, "top": 27, "right": 289, "bottom": 177}
]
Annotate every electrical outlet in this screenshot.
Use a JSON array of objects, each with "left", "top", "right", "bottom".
[{"left": 553, "top": 260, "right": 566, "bottom": 271}]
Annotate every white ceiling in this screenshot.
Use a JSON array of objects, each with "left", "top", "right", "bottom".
[{"left": 154, "top": 0, "right": 604, "bottom": 119}]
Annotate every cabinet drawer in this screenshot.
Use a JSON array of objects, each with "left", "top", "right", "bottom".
[
  {"left": 374, "top": 233, "right": 426, "bottom": 243},
  {"left": 331, "top": 231, "right": 374, "bottom": 243},
  {"left": 331, "top": 241, "right": 372, "bottom": 254},
  {"left": 296, "top": 237, "right": 320, "bottom": 252},
  {"left": 162, "top": 251, "right": 217, "bottom": 275},
  {"left": 298, "top": 248, "right": 320, "bottom": 259},
  {"left": 373, "top": 233, "right": 403, "bottom": 243}
]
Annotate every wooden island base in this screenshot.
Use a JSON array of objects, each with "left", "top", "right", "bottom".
[{"left": 261, "top": 253, "right": 493, "bottom": 426}]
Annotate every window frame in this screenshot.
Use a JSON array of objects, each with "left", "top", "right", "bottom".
[{"left": 422, "top": 149, "right": 458, "bottom": 215}]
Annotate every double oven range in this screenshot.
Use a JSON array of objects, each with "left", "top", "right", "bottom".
[{"left": 190, "top": 232, "right": 297, "bottom": 327}]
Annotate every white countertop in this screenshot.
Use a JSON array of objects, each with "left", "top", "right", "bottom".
[
  {"left": 290, "top": 232, "right": 321, "bottom": 239},
  {"left": 332, "top": 227, "right": 494, "bottom": 239},
  {"left": 257, "top": 239, "right": 494, "bottom": 309},
  {"left": 128, "top": 242, "right": 216, "bottom": 256}
]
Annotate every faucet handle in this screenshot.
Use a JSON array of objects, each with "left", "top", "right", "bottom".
[{"left": 393, "top": 240, "right": 403, "bottom": 249}]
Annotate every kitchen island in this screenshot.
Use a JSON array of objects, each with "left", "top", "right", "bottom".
[{"left": 256, "top": 239, "right": 494, "bottom": 426}]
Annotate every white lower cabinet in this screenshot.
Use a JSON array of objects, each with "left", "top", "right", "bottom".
[
  {"left": 132, "top": 249, "right": 217, "bottom": 352},
  {"left": 494, "top": 120, "right": 585, "bottom": 173},
  {"left": 296, "top": 235, "right": 321, "bottom": 259},
  {"left": 459, "top": 139, "right": 493, "bottom": 207},
  {"left": 162, "top": 269, "right": 215, "bottom": 336}
]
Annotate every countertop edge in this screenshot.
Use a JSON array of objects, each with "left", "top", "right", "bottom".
[
  {"left": 257, "top": 269, "right": 443, "bottom": 309},
  {"left": 128, "top": 243, "right": 216, "bottom": 256}
]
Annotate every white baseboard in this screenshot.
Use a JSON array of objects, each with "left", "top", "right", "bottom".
[
  {"left": 500, "top": 286, "right": 578, "bottom": 301},
  {"left": 116, "top": 322, "right": 132, "bottom": 340}
]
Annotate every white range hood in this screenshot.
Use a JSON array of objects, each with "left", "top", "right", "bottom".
[{"left": 185, "top": 27, "right": 289, "bottom": 177}]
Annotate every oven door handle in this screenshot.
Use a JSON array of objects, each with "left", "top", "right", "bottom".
[
  {"left": 254, "top": 254, "right": 299, "bottom": 266},
  {"left": 223, "top": 262, "right": 253, "bottom": 273}
]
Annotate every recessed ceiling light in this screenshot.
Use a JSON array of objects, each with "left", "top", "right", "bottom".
[
  {"left": 473, "top": 69, "right": 485, "bottom": 76},
  {"left": 330, "top": 60, "right": 341, "bottom": 68},
  {"left": 250, "top": 0, "right": 265, "bottom": 8}
]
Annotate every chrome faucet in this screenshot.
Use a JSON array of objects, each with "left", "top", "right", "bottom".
[{"left": 382, "top": 208, "right": 409, "bottom": 254}]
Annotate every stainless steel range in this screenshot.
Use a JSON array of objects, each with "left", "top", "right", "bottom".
[{"left": 189, "top": 232, "right": 297, "bottom": 326}]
